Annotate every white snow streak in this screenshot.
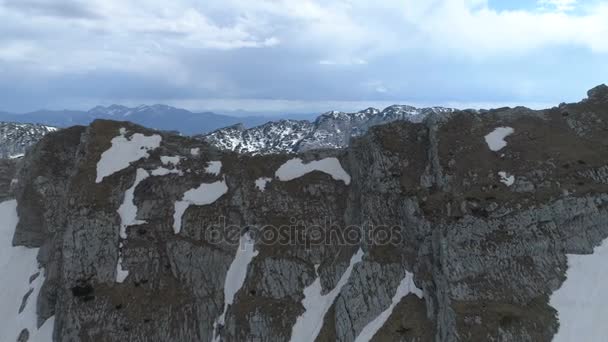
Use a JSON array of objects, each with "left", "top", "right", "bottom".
[
  {"left": 115, "top": 168, "right": 151, "bottom": 283},
  {"left": 354, "top": 271, "right": 423, "bottom": 342},
  {"left": 498, "top": 171, "right": 515, "bottom": 186},
  {"left": 173, "top": 180, "right": 228, "bottom": 234},
  {"left": 96, "top": 128, "right": 162, "bottom": 183},
  {"left": 290, "top": 248, "right": 363, "bottom": 342},
  {"left": 160, "top": 156, "right": 182, "bottom": 166},
  {"left": 484, "top": 127, "right": 514, "bottom": 152},
  {"left": 550, "top": 238, "right": 608, "bottom": 342},
  {"left": 117, "top": 168, "right": 149, "bottom": 239},
  {"left": 115, "top": 248, "right": 129, "bottom": 284},
  {"left": 151, "top": 167, "right": 183, "bottom": 177},
  {"left": 275, "top": 158, "right": 351, "bottom": 185},
  {"left": 255, "top": 177, "right": 272, "bottom": 191},
  {"left": 212, "top": 232, "right": 258, "bottom": 342},
  {"left": 205, "top": 161, "right": 222, "bottom": 176},
  {"left": 0, "top": 200, "right": 54, "bottom": 342},
  {"left": 190, "top": 148, "right": 200, "bottom": 156}
]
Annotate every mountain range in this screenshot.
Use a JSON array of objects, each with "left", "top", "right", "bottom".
[
  {"left": 0, "top": 104, "right": 457, "bottom": 158},
  {"left": 201, "top": 105, "right": 454, "bottom": 154},
  {"left": 0, "top": 105, "right": 315, "bottom": 136}
]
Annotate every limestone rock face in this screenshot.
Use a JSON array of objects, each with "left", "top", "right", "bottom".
[{"left": 8, "top": 85, "right": 608, "bottom": 341}]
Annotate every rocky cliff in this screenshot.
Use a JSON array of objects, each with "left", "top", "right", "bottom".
[{"left": 4, "top": 85, "right": 608, "bottom": 341}]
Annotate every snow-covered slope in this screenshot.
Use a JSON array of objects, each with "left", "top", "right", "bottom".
[
  {"left": 0, "top": 200, "right": 54, "bottom": 342},
  {"left": 0, "top": 122, "right": 58, "bottom": 159},
  {"left": 201, "top": 105, "right": 454, "bottom": 154},
  {"left": 550, "top": 238, "right": 608, "bottom": 341}
]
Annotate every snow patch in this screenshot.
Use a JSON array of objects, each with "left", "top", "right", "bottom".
[
  {"left": 354, "top": 271, "right": 423, "bottom": 342},
  {"left": 498, "top": 171, "right": 515, "bottom": 186},
  {"left": 0, "top": 200, "right": 55, "bottom": 342},
  {"left": 160, "top": 156, "right": 182, "bottom": 166},
  {"left": 550, "top": 238, "right": 608, "bottom": 341},
  {"left": 190, "top": 148, "right": 200, "bottom": 156},
  {"left": 115, "top": 249, "right": 129, "bottom": 283},
  {"left": 255, "top": 177, "right": 272, "bottom": 191},
  {"left": 205, "top": 161, "right": 222, "bottom": 176},
  {"left": 117, "top": 169, "right": 149, "bottom": 239},
  {"left": 212, "top": 232, "right": 258, "bottom": 341},
  {"left": 173, "top": 180, "right": 228, "bottom": 234},
  {"left": 8, "top": 153, "right": 24, "bottom": 159},
  {"left": 151, "top": 167, "right": 183, "bottom": 177},
  {"left": 484, "top": 127, "right": 514, "bottom": 152},
  {"left": 275, "top": 158, "right": 351, "bottom": 185},
  {"left": 290, "top": 248, "right": 363, "bottom": 342},
  {"left": 96, "top": 128, "right": 162, "bottom": 183}
]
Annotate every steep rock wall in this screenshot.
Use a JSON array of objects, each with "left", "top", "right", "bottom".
[{"left": 8, "top": 85, "right": 608, "bottom": 341}]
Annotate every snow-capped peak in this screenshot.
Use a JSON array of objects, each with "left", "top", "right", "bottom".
[
  {"left": 201, "top": 104, "right": 455, "bottom": 155},
  {"left": 0, "top": 121, "right": 59, "bottom": 159}
]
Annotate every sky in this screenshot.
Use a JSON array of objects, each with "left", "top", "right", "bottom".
[{"left": 0, "top": 0, "right": 607, "bottom": 115}]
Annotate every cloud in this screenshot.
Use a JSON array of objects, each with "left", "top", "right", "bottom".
[
  {"left": 319, "top": 59, "right": 367, "bottom": 66},
  {"left": 3, "top": 0, "right": 606, "bottom": 70},
  {"left": 400, "top": 0, "right": 608, "bottom": 57},
  {"left": 0, "top": 0, "right": 606, "bottom": 112},
  {"left": 3, "top": 0, "right": 100, "bottom": 19},
  {"left": 538, "top": 0, "right": 578, "bottom": 12}
]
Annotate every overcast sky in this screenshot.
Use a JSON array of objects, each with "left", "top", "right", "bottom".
[{"left": 0, "top": 0, "right": 607, "bottom": 114}]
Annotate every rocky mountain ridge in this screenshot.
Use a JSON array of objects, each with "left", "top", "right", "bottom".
[
  {"left": 1, "top": 84, "right": 608, "bottom": 341},
  {"left": 0, "top": 104, "right": 455, "bottom": 159},
  {"left": 201, "top": 105, "right": 454, "bottom": 154},
  {"left": 0, "top": 105, "right": 276, "bottom": 135}
]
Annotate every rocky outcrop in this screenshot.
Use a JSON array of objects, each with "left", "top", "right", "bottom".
[
  {"left": 6, "top": 85, "right": 608, "bottom": 341},
  {"left": 0, "top": 121, "right": 58, "bottom": 159}
]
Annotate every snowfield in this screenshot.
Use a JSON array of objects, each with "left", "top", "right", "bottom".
[
  {"left": 255, "top": 177, "right": 272, "bottom": 191},
  {"left": 275, "top": 157, "right": 351, "bottom": 185},
  {"left": 160, "top": 155, "right": 182, "bottom": 166},
  {"left": 96, "top": 128, "right": 162, "bottom": 183},
  {"left": 485, "top": 127, "right": 514, "bottom": 152},
  {"left": 550, "top": 238, "right": 608, "bottom": 341},
  {"left": 0, "top": 200, "right": 54, "bottom": 342},
  {"left": 117, "top": 168, "right": 150, "bottom": 239},
  {"left": 213, "top": 232, "right": 258, "bottom": 341},
  {"left": 290, "top": 248, "right": 363, "bottom": 342},
  {"left": 498, "top": 171, "right": 515, "bottom": 186},
  {"left": 354, "top": 271, "right": 423, "bottom": 342},
  {"left": 205, "top": 161, "right": 222, "bottom": 175},
  {"left": 115, "top": 249, "right": 129, "bottom": 283},
  {"left": 173, "top": 180, "right": 228, "bottom": 234}
]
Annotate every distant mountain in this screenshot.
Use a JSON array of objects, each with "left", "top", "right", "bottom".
[
  {"left": 0, "top": 104, "right": 456, "bottom": 158},
  {"left": 201, "top": 105, "right": 455, "bottom": 154},
  {"left": 202, "top": 120, "right": 315, "bottom": 155},
  {"left": 0, "top": 105, "right": 276, "bottom": 135},
  {"left": 0, "top": 122, "right": 58, "bottom": 159}
]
